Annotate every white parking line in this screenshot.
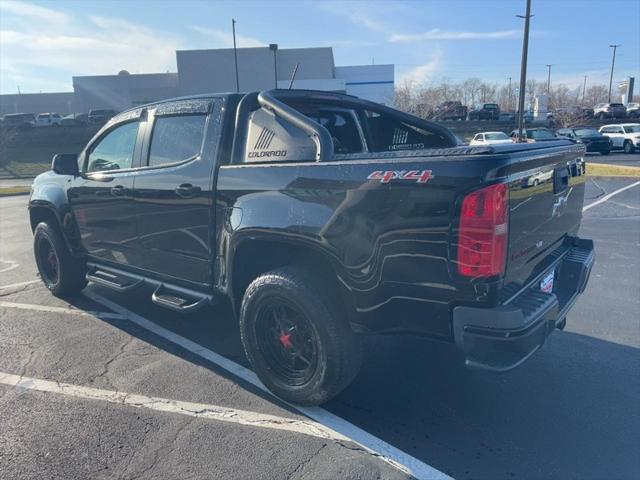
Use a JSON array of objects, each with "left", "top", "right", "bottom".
[
  {"left": 0, "top": 372, "right": 351, "bottom": 442},
  {"left": 0, "top": 259, "right": 20, "bottom": 273},
  {"left": 0, "top": 279, "right": 42, "bottom": 290},
  {"left": 84, "top": 289, "right": 452, "bottom": 480},
  {"left": 583, "top": 180, "right": 640, "bottom": 212},
  {"left": 0, "top": 300, "right": 125, "bottom": 320}
]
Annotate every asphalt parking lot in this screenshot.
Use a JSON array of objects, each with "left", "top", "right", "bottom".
[{"left": 1, "top": 176, "right": 639, "bottom": 480}]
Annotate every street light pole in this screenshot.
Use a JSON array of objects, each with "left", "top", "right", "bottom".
[
  {"left": 232, "top": 19, "right": 240, "bottom": 93},
  {"left": 546, "top": 64, "right": 553, "bottom": 94},
  {"left": 608, "top": 44, "right": 620, "bottom": 103},
  {"left": 508, "top": 76, "right": 512, "bottom": 111},
  {"left": 582, "top": 75, "right": 587, "bottom": 105},
  {"left": 516, "top": 0, "right": 533, "bottom": 143}
]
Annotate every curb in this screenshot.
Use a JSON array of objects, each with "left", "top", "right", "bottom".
[{"left": 0, "top": 191, "right": 30, "bottom": 198}]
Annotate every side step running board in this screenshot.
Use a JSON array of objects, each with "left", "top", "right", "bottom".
[
  {"left": 86, "top": 267, "right": 144, "bottom": 292},
  {"left": 151, "top": 284, "right": 209, "bottom": 313},
  {"left": 86, "top": 262, "right": 213, "bottom": 314}
]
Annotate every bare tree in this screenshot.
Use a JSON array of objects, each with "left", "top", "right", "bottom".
[
  {"left": 584, "top": 84, "right": 608, "bottom": 106},
  {"left": 525, "top": 79, "right": 540, "bottom": 109},
  {"left": 462, "top": 78, "right": 482, "bottom": 107},
  {"left": 497, "top": 83, "right": 512, "bottom": 111},
  {"left": 393, "top": 81, "right": 417, "bottom": 113},
  {"left": 548, "top": 84, "right": 575, "bottom": 110}
]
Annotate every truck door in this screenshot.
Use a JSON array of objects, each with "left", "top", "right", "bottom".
[
  {"left": 67, "top": 113, "right": 146, "bottom": 265},
  {"left": 131, "top": 98, "right": 223, "bottom": 286}
]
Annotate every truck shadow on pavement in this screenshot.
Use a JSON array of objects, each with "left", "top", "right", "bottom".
[{"left": 80, "top": 286, "right": 639, "bottom": 480}]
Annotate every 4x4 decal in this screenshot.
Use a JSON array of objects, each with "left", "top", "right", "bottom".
[{"left": 367, "top": 170, "right": 433, "bottom": 184}]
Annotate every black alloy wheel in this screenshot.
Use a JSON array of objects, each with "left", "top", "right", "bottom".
[
  {"left": 36, "top": 236, "right": 60, "bottom": 287},
  {"left": 33, "top": 222, "right": 87, "bottom": 296},
  {"left": 255, "top": 298, "right": 319, "bottom": 387},
  {"left": 239, "top": 266, "right": 363, "bottom": 406}
]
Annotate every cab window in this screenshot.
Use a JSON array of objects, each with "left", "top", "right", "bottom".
[
  {"left": 148, "top": 115, "right": 207, "bottom": 167},
  {"left": 87, "top": 121, "right": 139, "bottom": 172},
  {"left": 288, "top": 103, "right": 364, "bottom": 154}
]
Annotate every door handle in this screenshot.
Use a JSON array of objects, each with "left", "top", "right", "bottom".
[
  {"left": 110, "top": 185, "right": 127, "bottom": 196},
  {"left": 175, "top": 184, "right": 201, "bottom": 198}
]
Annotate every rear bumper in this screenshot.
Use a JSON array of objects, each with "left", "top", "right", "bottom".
[{"left": 452, "top": 238, "right": 595, "bottom": 372}]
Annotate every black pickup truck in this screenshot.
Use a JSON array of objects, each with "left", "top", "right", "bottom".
[{"left": 29, "top": 90, "right": 594, "bottom": 405}]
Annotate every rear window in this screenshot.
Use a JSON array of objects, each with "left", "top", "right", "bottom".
[
  {"left": 610, "top": 103, "right": 624, "bottom": 107},
  {"left": 363, "top": 110, "right": 449, "bottom": 152},
  {"left": 148, "top": 115, "right": 207, "bottom": 167}
]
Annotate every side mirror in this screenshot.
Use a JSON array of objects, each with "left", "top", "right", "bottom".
[{"left": 52, "top": 153, "right": 79, "bottom": 175}]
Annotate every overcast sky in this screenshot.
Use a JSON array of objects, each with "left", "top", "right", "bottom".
[{"left": 1, "top": 0, "right": 638, "bottom": 94}]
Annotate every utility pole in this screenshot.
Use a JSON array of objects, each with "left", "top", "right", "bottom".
[
  {"left": 546, "top": 64, "right": 553, "bottom": 94},
  {"left": 516, "top": 0, "right": 533, "bottom": 143},
  {"left": 269, "top": 44, "right": 279, "bottom": 89},
  {"left": 508, "top": 77, "right": 512, "bottom": 111},
  {"left": 608, "top": 44, "right": 620, "bottom": 102},
  {"left": 232, "top": 19, "right": 240, "bottom": 93},
  {"left": 582, "top": 75, "right": 587, "bottom": 105}
]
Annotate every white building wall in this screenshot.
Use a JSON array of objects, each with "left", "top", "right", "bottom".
[{"left": 334, "top": 64, "right": 394, "bottom": 104}]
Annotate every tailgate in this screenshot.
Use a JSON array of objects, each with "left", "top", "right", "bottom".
[{"left": 504, "top": 145, "right": 586, "bottom": 287}]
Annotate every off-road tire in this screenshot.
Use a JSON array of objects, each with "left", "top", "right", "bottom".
[
  {"left": 239, "top": 266, "right": 363, "bottom": 406},
  {"left": 33, "top": 222, "right": 87, "bottom": 296}
]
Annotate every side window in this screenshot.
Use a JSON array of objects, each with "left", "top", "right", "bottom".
[
  {"left": 311, "top": 109, "right": 363, "bottom": 154},
  {"left": 148, "top": 115, "right": 207, "bottom": 167},
  {"left": 87, "top": 121, "right": 139, "bottom": 172},
  {"left": 363, "top": 110, "right": 450, "bottom": 152}
]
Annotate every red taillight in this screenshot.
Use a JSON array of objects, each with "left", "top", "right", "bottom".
[{"left": 457, "top": 183, "right": 509, "bottom": 278}]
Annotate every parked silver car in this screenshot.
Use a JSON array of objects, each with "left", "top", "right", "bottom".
[
  {"left": 626, "top": 103, "right": 640, "bottom": 118},
  {"left": 593, "top": 103, "right": 627, "bottom": 119}
]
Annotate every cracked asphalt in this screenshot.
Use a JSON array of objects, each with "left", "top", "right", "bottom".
[{"left": 1, "top": 176, "right": 639, "bottom": 480}]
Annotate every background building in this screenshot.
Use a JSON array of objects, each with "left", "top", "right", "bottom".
[
  {"left": 73, "top": 72, "right": 179, "bottom": 113},
  {"left": 0, "top": 46, "right": 394, "bottom": 115}
]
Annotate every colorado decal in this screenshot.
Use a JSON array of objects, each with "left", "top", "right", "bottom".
[{"left": 367, "top": 170, "right": 433, "bottom": 184}]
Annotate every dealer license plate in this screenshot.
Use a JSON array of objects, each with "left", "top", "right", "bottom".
[{"left": 540, "top": 270, "right": 555, "bottom": 293}]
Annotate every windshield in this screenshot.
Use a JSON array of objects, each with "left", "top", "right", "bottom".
[
  {"left": 485, "top": 132, "right": 509, "bottom": 140},
  {"left": 575, "top": 128, "right": 600, "bottom": 136}
]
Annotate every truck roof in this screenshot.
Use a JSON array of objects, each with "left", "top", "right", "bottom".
[{"left": 116, "top": 89, "right": 369, "bottom": 116}]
